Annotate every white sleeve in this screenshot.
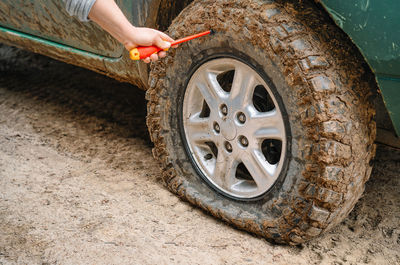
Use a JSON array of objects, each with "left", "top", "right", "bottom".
[{"left": 63, "top": 0, "right": 97, "bottom": 22}]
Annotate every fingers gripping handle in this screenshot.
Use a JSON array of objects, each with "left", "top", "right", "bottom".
[
  {"left": 129, "top": 46, "right": 166, "bottom": 60},
  {"left": 129, "top": 30, "right": 213, "bottom": 61}
]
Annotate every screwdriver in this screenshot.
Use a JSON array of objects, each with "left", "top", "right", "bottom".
[{"left": 129, "top": 30, "right": 214, "bottom": 60}]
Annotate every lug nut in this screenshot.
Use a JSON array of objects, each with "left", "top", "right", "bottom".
[
  {"left": 237, "top": 112, "right": 246, "bottom": 124},
  {"left": 239, "top": 136, "right": 249, "bottom": 147},
  {"left": 225, "top": 142, "right": 233, "bottom": 153},
  {"left": 213, "top": 122, "right": 220, "bottom": 133},
  {"left": 220, "top": 104, "right": 228, "bottom": 116},
  {"left": 204, "top": 153, "right": 213, "bottom": 160}
]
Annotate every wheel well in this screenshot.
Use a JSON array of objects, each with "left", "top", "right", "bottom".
[
  {"left": 310, "top": 0, "right": 399, "bottom": 145},
  {"left": 155, "top": 0, "right": 194, "bottom": 31},
  {"left": 307, "top": 0, "right": 377, "bottom": 81},
  {"left": 157, "top": 0, "right": 378, "bottom": 92}
]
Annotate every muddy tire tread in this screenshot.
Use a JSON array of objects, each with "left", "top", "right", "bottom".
[{"left": 146, "top": 0, "right": 376, "bottom": 244}]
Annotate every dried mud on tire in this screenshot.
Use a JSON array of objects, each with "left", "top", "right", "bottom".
[{"left": 147, "top": 0, "right": 376, "bottom": 244}]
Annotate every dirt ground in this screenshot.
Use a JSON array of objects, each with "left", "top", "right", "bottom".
[{"left": 0, "top": 46, "right": 399, "bottom": 265}]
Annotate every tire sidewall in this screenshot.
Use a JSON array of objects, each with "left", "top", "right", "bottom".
[
  {"left": 149, "top": 0, "right": 375, "bottom": 243},
  {"left": 160, "top": 36, "right": 305, "bottom": 217}
]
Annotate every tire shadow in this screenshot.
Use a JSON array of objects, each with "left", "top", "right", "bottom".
[{"left": 0, "top": 44, "right": 150, "bottom": 143}]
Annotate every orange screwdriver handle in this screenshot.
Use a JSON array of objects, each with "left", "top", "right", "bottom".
[
  {"left": 129, "top": 30, "right": 213, "bottom": 61},
  {"left": 130, "top": 46, "right": 164, "bottom": 60}
]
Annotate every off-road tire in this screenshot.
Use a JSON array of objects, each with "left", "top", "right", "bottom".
[{"left": 146, "top": 0, "right": 376, "bottom": 244}]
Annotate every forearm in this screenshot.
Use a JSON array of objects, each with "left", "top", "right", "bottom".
[
  {"left": 87, "top": 0, "right": 135, "bottom": 47},
  {"left": 64, "top": 0, "right": 174, "bottom": 62}
]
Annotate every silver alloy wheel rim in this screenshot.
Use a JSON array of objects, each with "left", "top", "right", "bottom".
[{"left": 183, "top": 58, "right": 287, "bottom": 199}]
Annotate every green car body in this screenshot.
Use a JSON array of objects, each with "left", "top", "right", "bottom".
[
  {"left": 319, "top": 0, "right": 400, "bottom": 136},
  {"left": 0, "top": 0, "right": 399, "bottom": 134}
]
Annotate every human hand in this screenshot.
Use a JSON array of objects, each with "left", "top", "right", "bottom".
[
  {"left": 88, "top": 0, "right": 175, "bottom": 63},
  {"left": 123, "top": 27, "right": 177, "bottom": 63}
]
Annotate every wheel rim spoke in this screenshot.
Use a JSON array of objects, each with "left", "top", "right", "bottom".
[
  {"left": 196, "top": 71, "right": 225, "bottom": 110},
  {"left": 190, "top": 131, "right": 213, "bottom": 145},
  {"left": 185, "top": 112, "right": 209, "bottom": 132},
  {"left": 241, "top": 150, "right": 276, "bottom": 190},
  {"left": 213, "top": 152, "right": 239, "bottom": 189},
  {"left": 230, "top": 65, "right": 258, "bottom": 108},
  {"left": 248, "top": 109, "right": 284, "bottom": 141},
  {"left": 185, "top": 112, "right": 215, "bottom": 149}
]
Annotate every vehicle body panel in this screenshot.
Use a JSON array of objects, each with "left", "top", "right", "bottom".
[
  {"left": 0, "top": 0, "right": 122, "bottom": 57},
  {"left": 319, "top": 0, "right": 400, "bottom": 134},
  {"left": 0, "top": 26, "right": 149, "bottom": 88},
  {"left": 0, "top": 0, "right": 164, "bottom": 88}
]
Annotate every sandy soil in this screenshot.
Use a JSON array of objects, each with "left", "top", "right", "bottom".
[{"left": 0, "top": 47, "right": 399, "bottom": 265}]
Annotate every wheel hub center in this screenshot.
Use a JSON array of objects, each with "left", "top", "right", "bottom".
[{"left": 220, "top": 118, "right": 237, "bottom": 141}]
